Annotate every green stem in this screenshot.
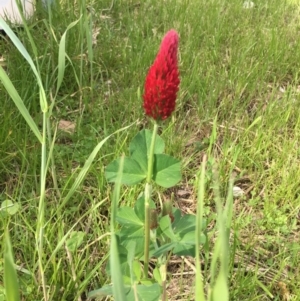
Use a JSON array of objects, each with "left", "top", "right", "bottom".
[
  {"left": 146, "top": 123, "right": 158, "bottom": 183},
  {"left": 46, "top": 118, "right": 60, "bottom": 198},
  {"left": 36, "top": 111, "right": 48, "bottom": 301},
  {"left": 143, "top": 122, "right": 158, "bottom": 277}
]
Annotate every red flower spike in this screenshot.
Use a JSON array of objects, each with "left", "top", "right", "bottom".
[{"left": 143, "top": 30, "right": 180, "bottom": 120}]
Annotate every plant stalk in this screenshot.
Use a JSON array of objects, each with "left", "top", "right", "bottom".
[
  {"left": 36, "top": 111, "right": 48, "bottom": 301},
  {"left": 143, "top": 122, "right": 158, "bottom": 277}
]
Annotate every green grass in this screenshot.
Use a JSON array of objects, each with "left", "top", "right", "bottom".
[{"left": 1, "top": 0, "right": 300, "bottom": 300}]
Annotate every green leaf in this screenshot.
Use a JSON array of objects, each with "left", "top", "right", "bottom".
[
  {"left": 117, "top": 207, "right": 144, "bottom": 227},
  {"left": 57, "top": 18, "right": 81, "bottom": 95},
  {"left": 153, "top": 154, "right": 181, "bottom": 188},
  {"left": 106, "top": 244, "right": 131, "bottom": 280},
  {"left": 173, "top": 214, "right": 206, "bottom": 236},
  {"left": 173, "top": 242, "right": 196, "bottom": 257},
  {"left": 151, "top": 242, "right": 178, "bottom": 257},
  {"left": 60, "top": 122, "right": 135, "bottom": 210},
  {"left": 129, "top": 129, "right": 165, "bottom": 172},
  {"left": 0, "top": 67, "right": 42, "bottom": 143},
  {"left": 134, "top": 196, "right": 156, "bottom": 222},
  {"left": 119, "top": 225, "right": 145, "bottom": 241},
  {"left": 0, "top": 18, "right": 47, "bottom": 113},
  {"left": 181, "top": 231, "right": 206, "bottom": 245},
  {"left": 1, "top": 200, "right": 19, "bottom": 215},
  {"left": 153, "top": 267, "right": 162, "bottom": 285},
  {"left": 110, "top": 154, "right": 127, "bottom": 301},
  {"left": 173, "top": 214, "right": 196, "bottom": 235},
  {"left": 88, "top": 284, "right": 130, "bottom": 298},
  {"left": 118, "top": 220, "right": 145, "bottom": 258},
  {"left": 105, "top": 157, "right": 146, "bottom": 185},
  {"left": 121, "top": 235, "right": 145, "bottom": 259},
  {"left": 159, "top": 215, "right": 177, "bottom": 241},
  {"left": 132, "top": 260, "right": 142, "bottom": 282},
  {"left": 127, "top": 241, "right": 142, "bottom": 283},
  {"left": 156, "top": 213, "right": 206, "bottom": 257},
  {"left": 117, "top": 207, "right": 145, "bottom": 258},
  {"left": 111, "top": 235, "right": 127, "bottom": 301},
  {"left": 173, "top": 231, "right": 206, "bottom": 257},
  {"left": 88, "top": 283, "right": 160, "bottom": 301},
  {"left": 4, "top": 230, "right": 20, "bottom": 301},
  {"left": 127, "top": 241, "right": 136, "bottom": 265},
  {"left": 134, "top": 197, "right": 146, "bottom": 222},
  {"left": 173, "top": 208, "right": 182, "bottom": 223},
  {"left": 66, "top": 231, "right": 85, "bottom": 253},
  {"left": 126, "top": 283, "right": 161, "bottom": 301},
  {"left": 212, "top": 272, "right": 229, "bottom": 301}
]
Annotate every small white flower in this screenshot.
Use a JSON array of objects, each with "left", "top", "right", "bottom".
[
  {"left": 243, "top": 1, "right": 254, "bottom": 9},
  {"left": 233, "top": 186, "right": 245, "bottom": 197}
]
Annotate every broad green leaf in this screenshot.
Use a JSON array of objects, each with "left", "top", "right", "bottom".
[
  {"left": 129, "top": 129, "right": 165, "bottom": 172},
  {"left": 127, "top": 240, "right": 136, "bottom": 266},
  {"left": 153, "top": 154, "right": 181, "bottom": 188},
  {"left": 180, "top": 231, "right": 206, "bottom": 245},
  {"left": 117, "top": 207, "right": 144, "bottom": 227},
  {"left": 4, "top": 230, "right": 20, "bottom": 301},
  {"left": 132, "top": 260, "right": 142, "bottom": 282},
  {"left": 151, "top": 242, "right": 177, "bottom": 258},
  {"left": 0, "top": 200, "right": 19, "bottom": 215},
  {"left": 118, "top": 221, "right": 146, "bottom": 259},
  {"left": 88, "top": 284, "right": 130, "bottom": 298},
  {"left": 153, "top": 267, "right": 162, "bottom": 285},
  {"left": 105, "top": 157, "right": 146, "bottom": 185},
  {"left": 172, "top": 208, "right": 182, "bottom": 223},
  {"left": 88, "top": 283, "right": 160, "bottom": 301},
  {"left": 126, "top": 240, "right": 142, "bottom": 284},
  {"left": 117, "top": 207, "right": 145, "bottom": 258},
  {"left": 134, "top": 197, "right": 146, "bottom": 222},
  {"left": 126, "top": 283, "right": 161, "bottom": 301},
  {"left": 119, "top": 225, "right": 144, "bottom": 240},
  {"left": 0, "top": 67, "right": 42, "bottom": 143},
  {"left": 66, "top": 231, "right": 85, "bottom": 252},
  {"left": 173, "top": 242, "right": 195, "bottom": 257},
  {"left": 134, "top": 197, "right": 156, "bottom": 222},
  {"left": 126, "top": 241, "right": 142, "bottom": 282},
  {"left": 121, "top": 235, "right": 145, "bottom": 259},
  {"left": 106, "top": 244, "right": 130, "bottom": 279},
  {"left": 151, "top": 239, "right": 198, "bottom": 258},
  {"left": 129, "top": 129, "right": 165, "bottom": 155},
  {"left": 173, "top": 214, "right": 196, "bottom": 235},
  {"left": 159, "top": 215, "right": 177, "bottom": 241}
]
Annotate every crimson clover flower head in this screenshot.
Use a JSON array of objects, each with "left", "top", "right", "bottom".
[{"left": 143, "top": 30, "right": 180, "bottom": 120}]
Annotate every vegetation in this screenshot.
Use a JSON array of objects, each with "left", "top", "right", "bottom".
[{"left": 1, "top": 0, "right": 300, "bottom": 300}]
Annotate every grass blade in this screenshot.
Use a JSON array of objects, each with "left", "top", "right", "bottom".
[
  {"left": 110, "top": 156, "right": 127, "bottom": 301},
  {"left": 4, "top": 230, "right": 21, "bottom": 301},
  {"left": 195, "top": 155, "right": 207, "bottom": 301},
  {"left": 0, "top": 66, "right": 42, "bottom": 143},
  {"left": 0, "top": 18, "right": 47, "bottom": 112},
  {"left": 60, "top": 122, "right": 136, "bottom": 210},
  {"left": 56, "top": 17, "right": 81, "bottom": 95}
]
